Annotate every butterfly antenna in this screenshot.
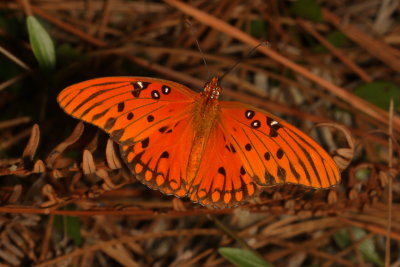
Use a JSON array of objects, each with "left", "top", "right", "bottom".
[
  {"left": 185, "top": 19, "right": 211, "bottom": 79},
  {"left": 219, "top": 41, "right": 268, "bottom": 82}
]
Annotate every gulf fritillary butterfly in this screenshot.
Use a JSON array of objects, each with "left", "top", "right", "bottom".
[{"left": 57, "top": 76, "right": 340, "bottom": 208}]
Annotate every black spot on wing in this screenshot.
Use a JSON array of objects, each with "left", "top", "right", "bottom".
[
  {"left": 265, "top": 170, "right": 276, "bottom": 185},
  {"left": 104, "top": 117, "right": 117, "bottom": 131},
  {"left": 147, "top": 115, "right": 154, "bottom": 122},
  {"left": 127, "top": 112, "right": 134, "bottom": 120},
  {"left": 245, "top": 110, "right": 255, "bottom": 119},
  {"left": 117, "top": 102, "right": 125, "bottom": 112},
  {"left": 251, "top": 120, "right": 261, "bottom": 129},
  {"left": 111, "top": 129, "right": 125, "bottom": 141},
  {"left": 277, "top": 166, "right": 286, "bottom": 182},
  {"left": 162, "top": 85, "right": 171, "bottom": 95},
  {"left": 159, "top": 126, "right": 168, "bottom": 133},
  {"left": 151, "top": 90, "right": 160, "bottom": 99},
  {"left": 267, "top": 117, "right": 282, "bottom": 138},
  {"left": 276, "top": 148, "right": 284, "bottom": 159},
  {"left": 141, "top": 138, "right": 149, "bottom": 149},
  {"left": 92, "top": 109, "right": 109, "bottom": 121},
  {"left": 160, "top": 151, "right": 169, "bottom": 158},
  {"left": 245, "top": 144, "right": 252, "bottom": 151}
]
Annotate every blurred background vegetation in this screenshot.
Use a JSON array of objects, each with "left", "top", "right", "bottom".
[{"left": 0, "top": 0, "right": 399, "bottom": 266}]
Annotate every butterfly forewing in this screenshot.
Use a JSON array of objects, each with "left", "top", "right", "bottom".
[
  {"left": 57, "top": 77, "right": 197, "bottom": 145},
  {"left": 219, "top": 102, "right": 340, "bottom": 188},
  {"left": 58, "top": 77, "right": 200, "bottom": 199}
]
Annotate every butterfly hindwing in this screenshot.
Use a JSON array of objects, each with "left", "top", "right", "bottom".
[
  {"left": 188, "top": 124, "right": 259, "bottom": 208},
  {"left": 120, "top": 115, "right": 195, "bottom": 198},
  {"left": 220, "top": 102, "right": 340, "bottom": 188}
]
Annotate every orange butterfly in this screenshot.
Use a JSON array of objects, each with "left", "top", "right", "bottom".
[{"left": 57, "top": 76, "right": 340, "bottom": 208}]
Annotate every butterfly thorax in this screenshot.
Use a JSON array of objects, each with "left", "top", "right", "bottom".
[{"left": 186, "top": 77, "right": 222, "bottom": 187}]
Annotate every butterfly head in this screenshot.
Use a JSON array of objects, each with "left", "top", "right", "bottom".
[{"left": 202, "top": 76, "right": 222, "bottom": 100}]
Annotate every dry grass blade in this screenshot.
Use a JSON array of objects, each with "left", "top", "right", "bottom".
[
  {"left": 385, "top": 98, "right": 394, "bottom": 266},
  {"left": 100, "top": 245, "right": 140, "bottom": 267},
  {"left": 323, "top": 9, "right": 400, "bottom": 72},
  {"left": 0, "top": 117, "right": 30, "bottom": 130},
  {"left": 0, "top": 73, "right": 30, "bottom": 92},
  {"left": 22, "top": 124, "right": 40, "bottom": 161},
  {"left": 317, "top": 122, "right": 355, "bottom": 171},
  {"left": 296, "top": 18, "right": 372, "bottom": 83},
  {"left": 8, "top": 184, "right": 22, "bottom": 203},
  {"left": 31, "top": 5, "right": 108, "bottom": 47},
  {"left": 45, "top": 122, "right": 84, "bottom": 167},
  {"left": 165, "top": 0, "right": 399, "bottom": 132},
  {"left": 0, "top": 44, "right": 31, "bottom": 71}
]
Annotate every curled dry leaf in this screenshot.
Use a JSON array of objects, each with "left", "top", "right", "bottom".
[
  {"left": 379, "top": 171, "right": 389, "bottom": 187},
  {"left": 0, "top": 116, "right": 31, "bottom": 130},
  {"left": 40, "top": 184, "right": 65, "bottom": 207},
  {"left": 8, "top": 184, "right": 22, "bottom": 203},
  {"left": 41, "top": 184, "right": 58, "bottom": 204},
  {"left": 85, "top": 131, "right": 99, "bottom": 153},
  {"left": 106, "top": 138, "right": 122, "bottom": 170},
  {"left": 22, "top": 124, "right": 40, "bottom": 161},
  {"left": 379, "top": 168, "right": 399, "bottom": 188},
  {"left": 272, "top": 192, "right": 282, "bottom": 200},
  {"left": 96, "top": 168, "right": 116, "bottom": 190},
  {"left": 68, "top": 172, "right": 82, "bottom": 192},
  {"left": 172, "top": 198, "right": 186, "bottom": 211},
  {"left": 51, "top": 169, "right": 64, "bottom": 179},
  {"left": 327, "top": 190, "right": 338, "bottom": 204},
  {"left": 45, "top": 122, "right": 84, "bottom": 168},
  {"left": 284, "top": 199, "right": 295, "bottom": 210},
  {"left": 33, "top": 160, "right": 45, "bottom": 173},
  {"left": 348, "top": 189, "right": 358, "bottom": 200},
  {"left": 82, "top": 149, "right": 96, "bottom": 175},
  {"left": 316, "top": 123, "right": 355, "bottom": 171}
]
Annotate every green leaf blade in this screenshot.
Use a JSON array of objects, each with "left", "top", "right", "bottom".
[
  {"left": 218, "top": 247, "right": 272, "bottom": 267},
  {"left": 26, "top": 16, "right": 56, "bottom": 70},
  {"left": 354, "top": 81, "right": 400, "bottom": 110}
]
